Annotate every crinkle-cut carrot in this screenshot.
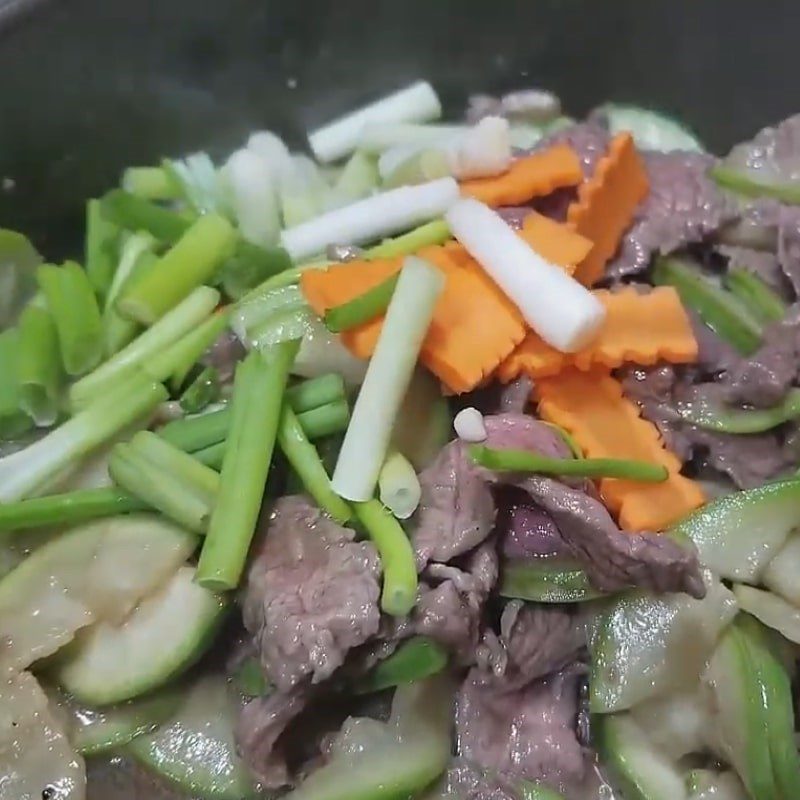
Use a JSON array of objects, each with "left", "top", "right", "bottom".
[
  {"left": 460, "top": 144, "right": 583, "bottom": 206},
  {"left": 534, "top": 369, "right": 705, "bottom": 531},
  {"left": 567, "top": 132, "right": 649, "bottom": 287},
  {"left": 497, "top": 286, "right": 698, "bottom": 382},
  {"left": 300, "top": 243, "right": 526, "bottom": 393},
  {"left": 518, "top": 212, "right": 592, "bottom": 271}
]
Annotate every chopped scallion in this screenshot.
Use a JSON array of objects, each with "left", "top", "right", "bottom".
[
  {"left": 16, "top": 305, "right": 63, "bottom": 426},
  {"left": 324, "top": 273, "right": 399, "bottom": 332}
]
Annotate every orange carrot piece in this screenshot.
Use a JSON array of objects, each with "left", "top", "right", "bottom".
[
  {"left": 300, "top": 244, "right": 526, "bottom": 393},
  {"left": 518, "top": 212, "right": 593, "bottom": 271},
  {"left": 497, "top": 286, "right": 698, "bottom": 382},
  {"left": 535, "top": 369, "right": 705, "bottom": 531},
  {"left": 567, "top": 132, "right": 649, "bottom": 287},
  {"left": 460, "top": 144, "right": 583, "bottom": 206}
]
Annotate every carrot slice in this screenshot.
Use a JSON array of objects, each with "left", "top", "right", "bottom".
[
  {"left": 460, "top": 144, "right": 583, "bottom": 206},
  {"left": 300, "top": 243, "right": 526, "bottom": 393},
  {"left": 535, "top": 369, "right": 705, "bottom": 531},
  {"left": 518, "top": 212, "right": 593, "bottom": 271},
  {"left": 498, "top": 286, "right": 698, "bottom": 381},
  {"left": 567, "top": 132, "right": 649, "bottom": 287}
]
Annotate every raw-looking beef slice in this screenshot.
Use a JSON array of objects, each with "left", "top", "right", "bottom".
[
  {"left": 519, "top": 476, "right": 706, "bottom": 598},
  {"left": 536, "top": 122, "right": 611, "bottom": 177},
  {"left": 242, "top": 495, "right": 381, "bottom": 692},
  {"left": 607, "top": 151, "right": 737, "bottom": 280},
  {"left": 427, "top": 758, "right": 524, "bottom": 800},
  {"left": 235, "top": 686, "right": 309, "bottom": 789},
  {"left": 455, "top": 666, "right": 588, "bottom": 795}
]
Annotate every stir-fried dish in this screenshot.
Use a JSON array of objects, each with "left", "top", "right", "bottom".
[{"left": 4, "top": 79, "right": 800, "bottom": 800}]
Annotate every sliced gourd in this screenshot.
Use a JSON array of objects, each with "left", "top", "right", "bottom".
[
  {"left": 53, "top": 566, "right": 226, "bottom": 706},
  {"left": 686, "top": 769, "right": 748, "bottom": 800},
  {"left": 0, "top": 670, "right": 85, "bottom": 800},
  {"left": 499, "top": 557, "right": 606, "bottom": 603},
  {"left": 670, "top": 480, "right": 800, "bottom": 581},
  {"left": 595, "top": 713, "right": 687, "bottom": 800},
  {"left": 734, "top": 584, "right": 800, "bottom": 644},
  {"left": 763, "top": 532, "right": 800, "bottom": 607},
  {"left": 629, "top": 689, "right": 710, "bottom": 761},
  {"left": 590, "top": 571, "right": 737, "bottom": 713},
  {"left": 596, "top": 104, "right": 704, "bottom": 152},
  {"left": 355, "top": 636, "right": 448, "bottom": 694},
  {"left": 129, "top": 673, "right": 258, "bottom": 800},
  {"left": 0, "top": 514, "right": 196, "bottom": 671}
]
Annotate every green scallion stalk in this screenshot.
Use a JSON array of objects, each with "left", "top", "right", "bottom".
[
  {"left": 365, "top": 218, "right": 451, "bottom": 260},
  {"left": 16, "top": 305, "right": 62, "bottom": 426},
  {"left": 231, "top": 283, "right": 313, "bottom": 352},
  {"left": 278, "top": 405, "right": 352, "bottom": 523},
  {"left": 295, "top": 399, "right": 350, "bottom": 439},
  {"left": 382, "top": 147, "right": 451, "bottom": 189},
  {"left": 355, "top": 636, "right": 448, "bottom": 694},
  {"left": 109, "top": 444, "right": 212, "bottom": 533},
  {"left": 0, "top": 486, "right": 148, "bottom": 532},
  {"left": 179, "top": 367, "right": 220, "bottom": 413},
  {"left": 378, "top": 451, "right": 421, "bottom": 519},
  {"left": 469, "top": 445, "right": 669, "bottom": 482},
  {"left": 285, "top": 374, "right": 346, "bottom": 414},
  {"left": 332, "top": 256, "right": 445, "bottom": 501},
  {"left": 192, "top": 441, "right": 226, "bottom": 470},
  {"left": 197, "top": 344, "right": 297, "bottom": 591},
  {"left": 158, "top": 407, "right": 230, "bottom": 453},
  {"left": 0, "top": 372, "right": 167, "bottom": 502},
  {"left": 101, "top": 190, "right": 190, "bottom": 242},
  {"left": 677, "top": 387, "right": 800, "bottom": 434},
  {"left": 0, "top": 329, "right": 33, "bottom": 440},
  {"left": 330, "top": 150, "right": 379, "bottom": 206},
  {"left": 69, "top": 286, "right": 220, "bottom": 410},
  {"left": 118, "top": 214, "right": 235, "bottom": 325},
  {"left": 652, "top": 256, "right": 763, "bottom": 354},
  {"left": 723, "top": 267, "right": 788, "bottom": 325},
  {"left": 37, "top": 261, "right": 104, "bottom": 376},
  {"left": 122, "top": 166, "right": 181, "bottom": 200},
  {"left": 217, "top": 244, "right": 294, "bottom": 301},
  {"left": 165, "top": 309, "right": 231, "bottom": 391},
  {"left": 85, "top": 199, "right": 120, "bottom": 301},
  {"left": 324, "top": 273, "right": 399, "bottom": 333},
  {"left": 353, "top": 499, "right": 417, "bottom": 616}
]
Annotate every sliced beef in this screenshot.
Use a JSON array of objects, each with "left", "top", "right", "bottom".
[
  {"left": 454, "top": 376, "right": 533, "bottom": 422},
  {"left": 455, "top": 667, "right": 587, "bottom": 795},
  {"left": 413, "top": 541, "right": 498, "bottom": 663},
  {"left": 236, "top": 687, "right": 309, "bottom": 788},
  {"left": 718, "top": 245, "right": 787, "bottom": 296},
  {"left": 412, "top": 414, "right": 569, "bottom": 567},
  {"left": 242, "top": 496, "right": 381, "bottom": 692},
  {"left": 496, "top": 206, "right": 531, "bottom": 230},
  {"left": 520, "top": 475, "right": 705, "bottom": 598},
  {"left": 201, "top": 330, "right": 246, "bottom": 385},
  {"left": 427, "top": 759, "right": 523, "bottom": 800},
  {"left": 607, "top": 151, "right": 737, "bottom": 280},
  {"left": 476, "top": 603, "right": 585, "bottom": 691},
  {"left": 688, "top": 312, "right": 741, "bottom": 375},
  {"left": 718, "top": 197, "right": 781, "bottom": 251},
  {"left": 537, "top": 121, "right": 610, "bottom": 177},
  {"left": 777, "top": 204, "right": 800, "bottom": 295},
  {"left": 497, "top": 490, "right": 570, "bottom": 560}
]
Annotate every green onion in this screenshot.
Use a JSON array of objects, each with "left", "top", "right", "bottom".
[
  {"left": 0, "top": 329, "right": 33, "bottom": 440},
  {"left": 162, "top": 153, "right": 226, "bottom": 214},
  {"left": 278, "top": 405, "right": 352, "bottom": 523},
  {"left": 0, "top": 486, "right": 148, "bottom": 533},
  {"left": 101, "top": 190, "right": 189, "bottom": 242},
  {"left": 711, "top": 164, "right": 800, "bottom": 206},
  {"left": 85, "top": 199, "right": 120, "bottom": 301},
  {"left": 0, "top": 372, "right": 167, "bottom": 502},
  {"left": 353, "top": 499, "right": 417, "bottom": 616},
  {"left": 234, "top": 658, "right": 272, "bottom": 697},
  {"left": 37, "top": 261, "right": 104, "bottom": 376},
  {"left": 197, "top": 344, "right": 296, "bottom": 591},
  {"left": 355, "top": 636, "right": 447, "bottom": 694},
  {"left": 164, "top": 308, "right": 231, "bottom": 391},
  {"left": 378, "top": 451, "right": 421, "bottom": 519},
  {"left": 122, "top": 166, "right": 180, "bottom": 200},
  {"left": 723, "top": 267, "right": 787, "bottom": 325},
  {"left": 118, "top": 214, "right": 235, "bottom": 325},
  {"left": 231, "top": 282, "right": 314, "bottom": 352},
  {"left": 677, "top": 388, "right": 800, "bottom": 434},
  {"left": 540, "top": 421, "right": 583, "bottom": 458},
  {"left": 285, "top": 374, "right": 346, "bottom": 414},
  {"left": 365, "top": 219, "right": 451, "bottom": 260},
  {"left": 652, "top": 256, "right": 763, "bottom": 354},
  {"left": 469, "top": 445, "right": 669, "bottom": 482},
  {"left": 279, "top": 155, "right": 330, "bottom": 228},
  {"left": 295, "top": 399, "right": 350, "bottom": 439},
  {"left": 0, "top": 229, "right": 41, "bottom": 329},
  {"left": 159, "top": 407, "right": 230, "bottom": 453},
  {"left": 499, "top": 558, "right": 605, "bottom": 603},
  {"left": 16, "top": 305, "right": 62, "bottom": 426},
  {"left": 332, "top": 256, "right": 445, "bottom": 501},
  {"left": 217, "top": 245, "right": 293, "bottom": 301},
  {"left": 324, "top": 273, "right": 399, "bottom": 332},
  {"left": 179, "top": 367, "right": 220, "bottom": 414},
  {"left": 331, "top": 151, "right": 379, "bottom": 206},
  {"left": 70, "top": 286, "right": 220, "bottom": 410},
  {"left": 192, "top": 441, "right": 226, "bottom": 470},
  {"left": 382, "top": 147, "right": 451, "bottom": 189}
]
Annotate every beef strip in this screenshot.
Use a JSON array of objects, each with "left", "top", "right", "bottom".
[
  {"left": 688, "top": 311, "right": 741, "bottom": 375},
  {"left": 242, "top": 495, "right": 381, "bottom": 692},
  {"left": 724, "top": 113, "right": 800, "bottom": 190},
  {"left": 519, "top": 475, "right": 705, "bottom": 598},
  {"left": 426, "top": 759, "right": 524, "bottom": 800},
  {"left": 455, "top": 666, "right": 588, "bottom": 795},
  {"left": 497, "top": 489, "right": 570, "bottom": 560},
  {"left": 607, "top": 151, "right": 737, "bottom": 280},
  {"left": 236, "top": 686, "right": 309, "bottom": 788},
  {"left": 201, "top": 329, "right": 246, "bottom": 385},
  {"left": 718, "top": 244, "right": 788, "bottom": 296},
  {"left": 537, "top": 121, "right": 610, "bottom": 177}
]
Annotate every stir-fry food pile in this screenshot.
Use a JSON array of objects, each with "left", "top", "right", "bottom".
[{"left": 4, "top": 80, "right": 800, "bottom": 800}]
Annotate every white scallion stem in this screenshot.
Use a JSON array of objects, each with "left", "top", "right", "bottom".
[
  {"left": 332, "top": 257, "right": 445, "bottom": 501},
  {"left": 454, "top": 407, "right": 487, "bottom": 442},
  {"left": 224, "top": 148, "right": 282, "bottom": 248},
  {"left": 359, "top": 122, "right": 466, "bottom": 153},
  {"left": 443, "top": 116, "right": 512, "bottom": 180},
  {"left": 309, "top": 81, "right": 442, "bottom": 163},
  {"left": 445, "top": 199, "right": 605, "bottom": 353},
  {"left": 280, "top": 177, "right": 459, "bottom": 261},
  {"left": 378, "top": 451, "right": 422, "bottom": 519}
]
